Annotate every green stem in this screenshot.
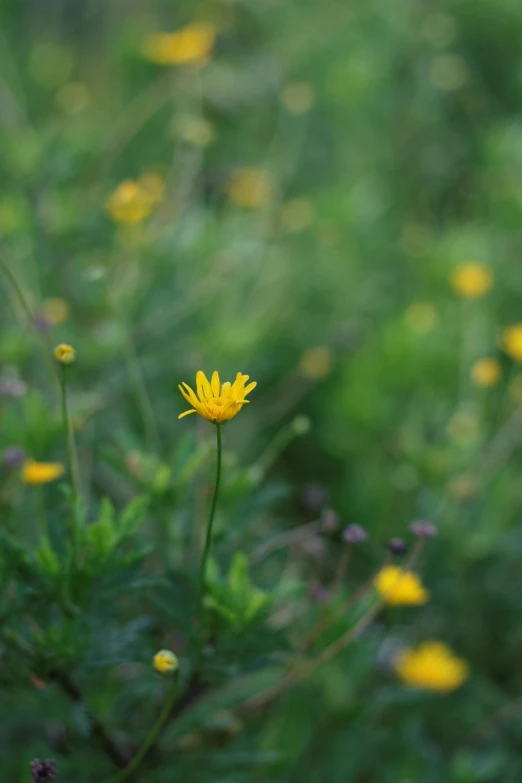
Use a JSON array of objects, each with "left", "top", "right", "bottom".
[
  {"left": 200, "top": 423, "right": 222, "bottom": 590},
  {"left": 0, "top": 257, "right": 57, "bottom": 387},
  {"left": 60, "top": 365, "right": 80, "bottom": 505},
  {"left": 100, "top": 679, "right": 179, "bottom": 783}
]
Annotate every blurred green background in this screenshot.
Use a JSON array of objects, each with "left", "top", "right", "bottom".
[{"left": 2, "top": 0, "right": 522, "bottom": 780}]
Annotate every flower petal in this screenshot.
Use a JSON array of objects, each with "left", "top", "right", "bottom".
[
  {"left": 196, "top": 371, "right": 211, "bottom": 401},
  {"left": 178, "top": 409, "right": 197, "bottom": 419},
  {"left": 211, "top": 371, "right": 220, "bottom": 396},
  {"left": 244, "top": 381, "right": 257, "bottom": 396}
]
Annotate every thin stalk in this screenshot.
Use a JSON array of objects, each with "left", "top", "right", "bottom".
[
  {"left": 100, "top": 679, "right": 179, "bottom": 783},
  {"left": 60, "top": 365, "right": 80, "bottom": 505},
  {"left": 0, "top": 257, "right": 57, "bottom": 387},
  {"left": 54, "top": 669, "right": 128, "bottom": 769},
  {"left": 200, "top": 423, "right": 222, "bottom": 590}
]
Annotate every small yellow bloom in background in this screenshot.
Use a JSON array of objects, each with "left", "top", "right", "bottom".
[
  {"left": 105, "top": 178, "right": 161, "bottom": 225},
  {"left": 502, "top": 324, "right": 522, "bottom": 362},
  {"left": 153, "top": 649, "right": 179, "bottom": 674},
  {"left": 22, "top": 459, "right": 65, "bottom": 485},
  {"left": 279, "top": 198, "right": 315, "bottom": 232},
  {"left": 450, "top": 262, "right": 493, "bottom": 299},
  {"left": 394, "top": 641, "right": 469, "bottom": 692},
  {"left": 404, "top": 301, "right": 438, "bottom": 334},
  {"left": 280, "top": 81, "right": 315, "bottom": 114},
  {"left": 471, "top": 358, "right": 501, "bottom": 387},
  {"left": 142, "top": 24, "right": 215, "bottom": 66},
  {"left": 179, "top": 371, "right": 256, "bottom": 423},
  {"left": 54, "top": 343, "right": 76, "bottom": 365},
  {"left": 374, "top": 565, "right": 429, "bottom": 606},
  {"left": 41, "top": 297, "right": 69, "bottom": 326},
  {"left": 226, "top": 168, "right": 273, "bottom": 210},
  {"left": 300, "top": 347, "right": 333, "bottom": 380}
]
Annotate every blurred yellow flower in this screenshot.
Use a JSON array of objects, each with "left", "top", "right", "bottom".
[
  {"left": 404, "top": 301, "right": 438, "bottom": 334},
  {"left": 54, "top": 343, "right": 76, "bottom": 365},
  {"left": 22, "top": 459, "right": 64, "bottom": 485},
  {"left": 41, "top": 297, "right": 69, "bottom": 326},
  {"left": 106, "top": 180, "right": 153, "bottom": 224},
  {"left": 179, "top": 371, "right": 256, "bottom": 423},
  {"left": 300, "top": 347, "right": 333, "bottom": 380},
  {"left": 374, "top": 565, "right": 429, "bottom": 606},
  {"left": 280, "top": 82, "right": 315, "bottom": 114},
  {"left": 226, "top": 168, "right": 272, "bottom": 209},
  {"left": 143, "top": 24, "right": 215, "bottom": 66},
  {"left": 279, "top": 198, "right": 315, "bottom": 232},
  {"left": 106, "top": 174, "right": 164, "bottom": 225},
  {"left": 450, "top": 263, "right": 492, "bottom": 299},
  {"left": 153, "top": 649, "right": 179, "bottom": 674},
  {"left": 502, "top": 324, "right": 522, "bottom": 362},
  {"left": 394, "top": 641, "right": 469, "bottom": 692},
  {"left": 471, "top": 358, "right": 501, "bottom": 387}
]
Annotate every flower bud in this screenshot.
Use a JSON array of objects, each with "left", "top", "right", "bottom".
[
  {"left": 409, "top": 520, "right": 438, "bottom": 539},
  {"left": 3, "top": 445, "right": 26, "bottom": 469},
  {"left": 30, "top": 759, "right": 58, "bottom": 781},
  {"left": 54, "top": 343, "right": 76, "bottom": 365},
  {"left": 343, "top": 524, "right": 368, "bottom": 544},
  {"left": 153, "top": 649, "right": 179, "bottom": 675},
  {"left": 387, "top": 538, "right": 409, "bottom": 557}
]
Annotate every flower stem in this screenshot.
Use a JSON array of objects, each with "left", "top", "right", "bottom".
[
  {"left": 0, "top": 257, "right": 57, "bottom": 387},
  {"left": 200, "top": 423, "right": 222, "bottom": 591},
  {"left": 60, "top": 365, "right": 80, "bottom": 505},
  {"left": 100, "top": 679, "right": 179, "bottom": 783}
]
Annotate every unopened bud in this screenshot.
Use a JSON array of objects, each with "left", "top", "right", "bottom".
[
  {"left": 54, "top": 343, "right": 76, "bottom": 365},
  {"left": 153, "top": 649, "right": 179, "bottom": 675},
  {"left": 387, "top": 538, "right": 408, "bottom": 557}
]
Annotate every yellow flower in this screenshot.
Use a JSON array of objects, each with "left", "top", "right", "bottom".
[
  {"left": 178, "top": 371, "right": 256, "bottom": 423},
  {"left": 41, "top": 297, "right": 69, "bottom": 326},
  {"left": 153, "top": 649, "right": 179, "bottom": 674},
  {"left": 300, "top": 347, "right": 333, "bottom": 380},
  {"left": 22, "top": 459, "right": 64, "bottom": 485},
  {"left": 226, "top": 168, "right": 272, "bottom": 210},
  {"left": 142, "top": 24, "right": 215, "bottom": 66},
  {"left": 374, "top": 565, "right": 429, "bottom": 606},
  {"left": 105, "top": 180, "right": 154, "bottom": 225},
  {"left": 394, "top": 641, "right": 469, "bottom": 692},
  {"left": 502, "top": 324, "right": 522, "bottom": 362},
  {"left": 450, "top": 263, "right": 493, "bottom": 298},
  {"left": 54, "top": 343, "right": 76, "bottom": 365},
  {"left": 471, "top": 358, "right": 501, "bottom": 387}
]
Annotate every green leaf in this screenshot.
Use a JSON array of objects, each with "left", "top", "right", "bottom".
[
  {"left": 117, "top": 495, "right": 149, "bottom": 539},
  {"left": 34, "top": 539, "right": 61, "bottom": 577},
  {"left": 87, "top": 519, "right": 115, "bottom": 560}
]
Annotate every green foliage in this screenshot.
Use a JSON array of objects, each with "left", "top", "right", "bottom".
[{"left": 1, "top": 0, "right": 522, "bottom": 780}]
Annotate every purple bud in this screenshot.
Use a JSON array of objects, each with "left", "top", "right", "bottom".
[
  {"left": 409, "top": 520, "right": 438, "bottom": 539},
  {"left": 30, "top": 759, "right": 58, "bottom": 782},
  {"left": 387, "top": 538, "right": 408, "bottom": 556},
  {"left": 3, "top": 446, "right": 26, "bottom": 469},
  {"left": 343, "top": 524, "right": 368, "bottom": 544}
]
